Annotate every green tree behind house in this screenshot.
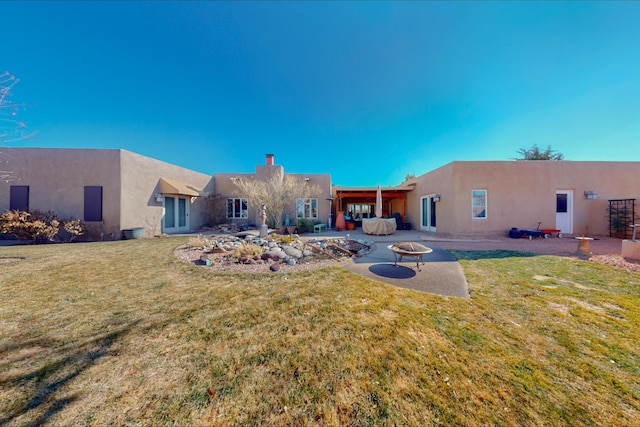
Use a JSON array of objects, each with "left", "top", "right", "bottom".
[{"left": 516, "top": 144, "right": 564, "bottom": 160}]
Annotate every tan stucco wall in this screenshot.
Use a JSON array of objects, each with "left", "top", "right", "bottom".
[
  {"left": 406, "top": 163, "right": 454, "bottom": 233},
  {"left": 0, "top": 148, "right": 122, "bottom": 237},
  {"left": 409, "top": 161, "right": 640, "bottom": 237},
  {"left": 119, "top": 150, "right": 214, "bottom": 236},
  {"left": 0, "top": 148, "right": 215, "bottom": 239},
  {"left": 6, "top": 149, "right": 637, "bottom": 240},
  {"left": 214, "top": 166, "right": 332, "bottom": 226},
  {"left": 288, "top": 172, "right": 333, "bottom": 226}
]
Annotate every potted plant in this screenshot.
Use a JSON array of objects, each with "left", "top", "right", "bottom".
[
  {"left": 284, "top": 214, "right": 296, "bottom": 234},
  {"left": 297, "top": 218, "right": 310, "bottom": 234}
]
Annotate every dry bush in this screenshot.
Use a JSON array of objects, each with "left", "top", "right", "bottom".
[
  {"left": 231, "top": 242, "right": 263, "bottom": 260},
  {"left": 186, "top": 234, "right": 210, "bottom": 249},
  {"left": 60, "top": 218, "right": 85, "bottom": 242},
  {"left": 203, "top": 193, "right": 227, "bottom": 226},
  {"left": 0, "top": 209, "right": 84, "bottom": 243},
  {"left": 274, "top": 234, "right": 295, "bottom": 244}
]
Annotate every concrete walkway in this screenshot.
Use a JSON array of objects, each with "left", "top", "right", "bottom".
[{"left": 311, "top": 229, "right": 469, "bottom": 298}]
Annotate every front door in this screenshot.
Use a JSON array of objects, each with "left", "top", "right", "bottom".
[
  {"left": 164, "top": 196, "right": 190, "bottom": 233},
  {"left": 555, "top": 190, "right": 573, "bottom": 235},
  {"left": 420, "top": 195, "right": 437, "bottom": 232}
]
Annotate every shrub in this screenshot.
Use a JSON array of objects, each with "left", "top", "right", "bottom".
[
  {"left": 274, "top": 235, "right": 295, "bottom": 244},
  {"left": 297, "top": 218, "right": 311, "bottom": 233},
  {"left": 202, "top": 193, "right": 227, "bottom": 226},
  {"left": 0, "top": 210, "right": 85, "bottom": 243},
  {"left": 61, "top": 218, "right": 85, "bottom": 242},
  {"left": 186, "top": 234, "right": 210, "bottom": 249},
  {"left": 231, "top": 242, "right": 263, "bottom": 260}
]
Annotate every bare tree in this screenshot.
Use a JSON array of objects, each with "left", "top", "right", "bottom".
[
  {"left": 1, "top": 71, "right": 34, "bottom": 182},
  {"left": 232, "top": 174, "right": 322, "bottom": 228},
  {"left": 1, "top": 72, "right": 33, "bottom": 144},
  {"left": 202, "top": 193, "right": 227, "bottom": 226},
  {"left": 515, "top": 144, "right": 564, "bottom": 161}
]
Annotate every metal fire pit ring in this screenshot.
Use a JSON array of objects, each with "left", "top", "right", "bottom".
[{"left": 387, "top": 242, "right": 433, "bottom": 271}]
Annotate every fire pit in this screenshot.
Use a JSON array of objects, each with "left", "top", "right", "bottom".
[{"left": 387, "top": 242, "right": 433, "bottom": 271}]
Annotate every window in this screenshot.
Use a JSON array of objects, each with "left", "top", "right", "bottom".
[
  {"left": 165, "top": 196, "right": 176, "bottom": 228},
  {"left": 346, "top": 203, "right": 374, "bottom": 220},
  {"left": 9, "top": 185, "right": 29, "bottom": 211},
  {"left": 556, "top": 193, "right": 568, "bottom": 213},
  {"left": 472, "top": 190, "right": 487, "bottom": 219},
  {"left": 297, "top": 198, "right": 318, "bottom": 219},
  {"left": 227, "top": 198, "right": 248, "bottom": 219},
  {"left": 84, "top": 186, "right": 103, "bottom": 221}
]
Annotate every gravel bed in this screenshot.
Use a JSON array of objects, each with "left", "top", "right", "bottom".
[
  {"left": 175, "top": 244, "right": 355, "bottom": 273},
  {"left": 176, "top": 234, "right": 640, "bottom": 274}
]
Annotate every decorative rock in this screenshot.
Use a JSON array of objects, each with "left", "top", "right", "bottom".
[
  {"left": 285, "top": 258, "right": 297, "bottom": 266},
  {"left": 270, "top": 262, "right": 281, "bottom": 272},
  {"left": 283, "top": 246, "right": 303, "bottom": 259},
  {"left": 262, "top": 249, "right": 287, "bottom": 261}
]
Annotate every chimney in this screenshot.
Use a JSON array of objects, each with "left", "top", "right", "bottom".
[{"left": 266, "top": 153, "right": 274, "bottom": 166}]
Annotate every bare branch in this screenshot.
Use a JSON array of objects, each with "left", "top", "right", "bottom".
[
  {"left": 0, "top": 71, "right": 35, "bottom": 145},
  {"left": 232, "top": 175, "right": 322, "bottom": 228}
]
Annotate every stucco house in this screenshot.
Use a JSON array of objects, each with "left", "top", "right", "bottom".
[
  {"left": 2, "top": 148, "right": 638, "bottom": 240},
  {"left": 212, "top": 154, "right": 333, "bottom": 229},
  {"left": 0, "top": 148, "right": 214, "bottom": 238},
  {"left": 403, "top": 160, "right": 640, "bottom": 238},
  {"left": 0, "top": 149, "right": 333, "bottom": 239}
]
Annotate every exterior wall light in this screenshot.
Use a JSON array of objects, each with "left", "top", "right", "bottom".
[
  {"left": 155, "top": 193, "right": 164, "bottom": 203},
  {"left": 433, "top": 194, "right": 441, "bottom": 202},
  {"left": 584, "top": 191, "right": 598, "bottom": 200}
]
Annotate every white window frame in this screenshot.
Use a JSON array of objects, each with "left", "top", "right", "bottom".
[
  {"left": 296, "top": 198, "right": 318, "bottom": 220},
  {"left": 227, "top": 198, "right": 248, "bottom": 219},
  {"left": 472, "top": 189, "right": 487, "bottom": 219}
]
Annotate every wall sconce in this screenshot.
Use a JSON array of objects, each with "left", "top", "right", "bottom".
[
  {"left": 584, "top": 191, "right": 598, "bottom": 200},
  {"left": 304, "top": 177, "right": 310, "bottom": 182},
  {"left": 155, "top": 193, "right": 164, "bottom": 203},
  {"left": 433, "top": 194, "right": 441, "bottom": 202}
]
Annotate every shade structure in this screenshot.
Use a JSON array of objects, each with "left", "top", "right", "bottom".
[
  {"left": 158, "top": 178, "right": 207, "bottom": 197},
  {"left": 375, "top": 185, "right": 382, "bottom": 218}
]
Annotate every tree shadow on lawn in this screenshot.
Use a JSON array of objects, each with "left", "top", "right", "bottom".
[
  {"left": 447, "top": 249, "right": 537, "bottom": 261},
  {"left": 0, "top": 318, "right": 142, "bottom": 427}
]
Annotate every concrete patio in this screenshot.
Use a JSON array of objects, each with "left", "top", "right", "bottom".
[{"left": 306, "top": 228, "right": 470, "bottom": 298}]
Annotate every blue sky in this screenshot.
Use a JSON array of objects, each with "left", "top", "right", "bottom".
[{"left": 3, "top": 1, "right": 640, "bottom": 186}]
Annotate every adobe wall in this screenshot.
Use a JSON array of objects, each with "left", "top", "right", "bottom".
[
  {"left": 119, "top": 150, "right": 214, "bottom": 235},
  {"left": 0, "top": 148, "right": 122, "bottom": 238},
  {"left": 405, "top": 163, "right": 454, "bottom": 234},
  {"left": 409, "top": 161, "right": 640, "bottom": 237},
  {"left": 214, "top": 162, "right": 332, "bottom": 227}
]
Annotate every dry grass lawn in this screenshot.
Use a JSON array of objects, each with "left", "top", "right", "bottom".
[{"left": 0, "top": 238, "right": 639, "bottom": 426}]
